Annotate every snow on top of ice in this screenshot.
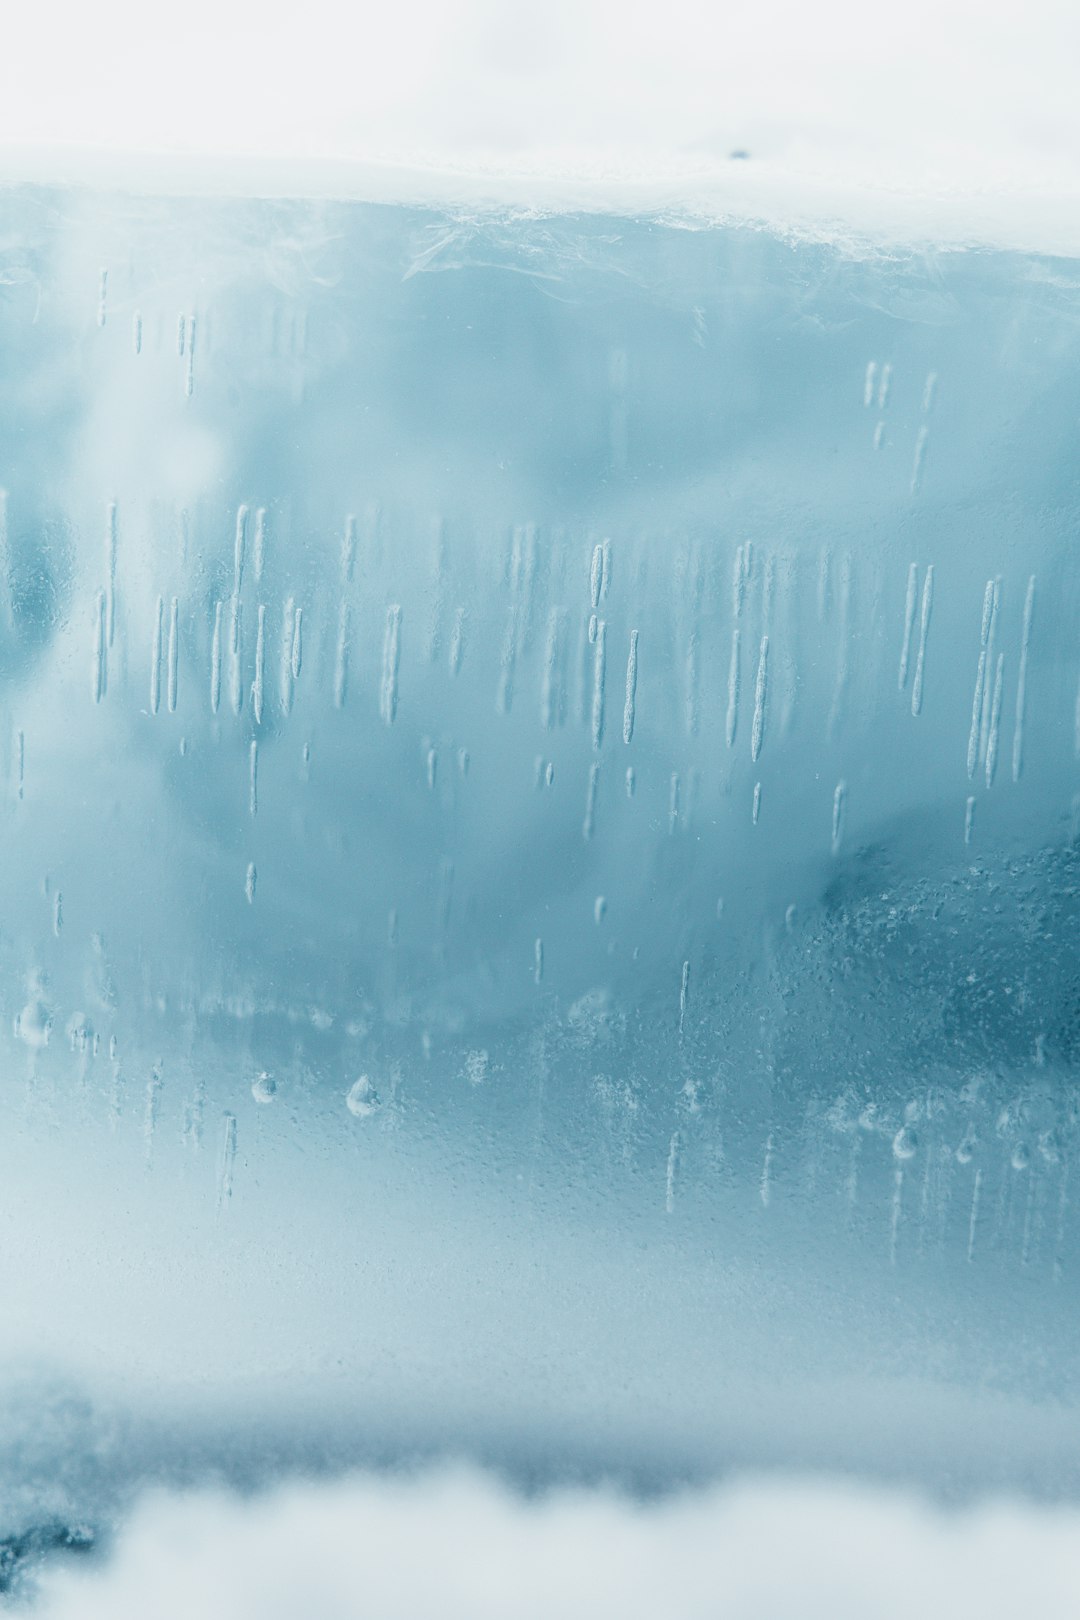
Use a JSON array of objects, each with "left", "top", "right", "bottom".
[{"left": 0, "top": 0, "right": 1079, "bottom": 254}]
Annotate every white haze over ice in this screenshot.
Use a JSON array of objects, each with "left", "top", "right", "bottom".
[{"left": 21, "top": 1469, "right": 1080, "bottom": 1620}]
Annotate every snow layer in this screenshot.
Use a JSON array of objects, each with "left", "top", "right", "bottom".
[
  {"left": 21, "top": 1468, "right": 1080, "bottom": 1620},
  {"left": 1, "top": 2, "right": 1080, "bottom": 253}
]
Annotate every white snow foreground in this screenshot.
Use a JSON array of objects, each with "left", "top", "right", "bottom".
[{"left": 22, "top": 1469, "right": 1080, "bottom": 1620}]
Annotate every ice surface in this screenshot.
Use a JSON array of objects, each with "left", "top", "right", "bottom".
[{"left": 1, "top": 180, "right": 1080, "bottom": 1576}]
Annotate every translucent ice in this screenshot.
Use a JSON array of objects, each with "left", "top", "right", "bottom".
[{"left": 0, "top": 181, "right": 1079, "bottom": 1564}]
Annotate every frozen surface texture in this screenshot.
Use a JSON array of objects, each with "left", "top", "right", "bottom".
[{"left": 0, "top": 186, "right": 1078, "bottom": 1554}]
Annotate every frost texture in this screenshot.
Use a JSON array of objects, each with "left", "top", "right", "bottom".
[{"left": 0, "top": 188, "right": 1078, "bottom": 1542}]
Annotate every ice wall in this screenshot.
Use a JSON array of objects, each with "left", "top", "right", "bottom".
[{"left": 0, "top": 185, "right": 1079, "bottom": 1545}]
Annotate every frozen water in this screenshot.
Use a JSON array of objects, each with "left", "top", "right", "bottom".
[{"left": 0, "top": 180, "right": 1079, "bottom": 1566}]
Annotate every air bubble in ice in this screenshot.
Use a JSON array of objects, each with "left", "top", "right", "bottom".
[
  {"left": 17, "top": 979, "right": 53, "bottom": 1049},
  {"left": 346, "top": 1076, "right": 380, "bottom": 1118},
  {"left": 251, "top": 1073, "right": 276, "bottom": 1104},
  {"left": 892, "top": 1125, "right": 919, "bottom": 1161},
  {"left": 1039, "top": 1129, "right": 1062, "bottom": 1165},
  {"left": 464, "top": 1050, "right": 489, "bottom": 1086}
]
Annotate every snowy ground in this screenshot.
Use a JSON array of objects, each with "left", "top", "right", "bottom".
[
  {"left": 18, "top": 1467, "right": 1080, "bottom": 1619},
  {"left": 1, "top": 1, "right": 1080, "bottom": 253}
]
